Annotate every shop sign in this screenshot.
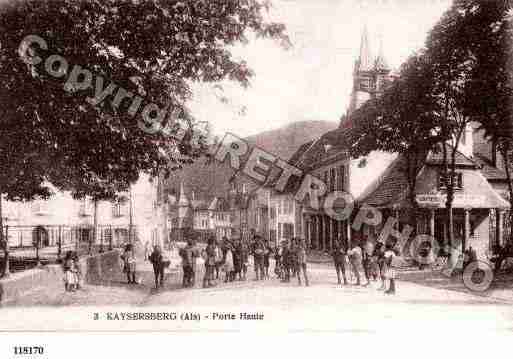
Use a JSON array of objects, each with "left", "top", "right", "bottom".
[{"left": 416, "top": 194, "right": 446, "bottom": 207}]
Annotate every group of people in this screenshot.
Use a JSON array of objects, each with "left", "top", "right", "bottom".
[
  {"left": 178, "top": 234, "right": 274, "bottom": 289},
  {"left": 62, "top": 251, "right": 82, "bottom": 292},
  {"left": 332, "top": 236, "right": 397, "bottom": 295},
  {"left": 115, "top": 233, "right": 398, "bottom": 295},
  {"left": 274, "top": 237, "right": 309, "bottom": 286}
]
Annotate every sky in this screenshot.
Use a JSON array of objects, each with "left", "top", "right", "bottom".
[{"left": 189, "top": 0, "right": 452, "bottom": 138}]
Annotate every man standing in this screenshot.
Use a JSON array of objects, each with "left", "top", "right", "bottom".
[
  {"left": 296, "top": 238, "right": 309, "bottom": 286},
  {"left": 241, "top": 240, "right": 249, "bottom": 280},
  {"left": 280, "top": 239, "right": 291, "bottom": 282},
  {"left": 203, "top": 237, "right": 217, "bottom": 288},
  {"left": 252, "top": 235, "right": 265, "bottom": 280},
  {"left": 332, "top": 239, "right": 348, "bottom": 285},
  {"left": 181, "top": 239, "right": 195, "bottom": 288},
  {"left": 149, "top": 244, "right": 165, "bottom": 289},
  {"left": 190, "top": 238, "right": 200, "bottom": 287},
  {"left": 214, "top": 239, "right": 224, "bottom": 280}
]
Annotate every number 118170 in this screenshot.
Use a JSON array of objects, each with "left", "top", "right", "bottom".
[{"left": 13, "top": 346, "right": 44, "bottom": 355}]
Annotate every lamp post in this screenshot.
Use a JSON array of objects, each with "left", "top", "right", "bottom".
[
  {"left": 99, "top": 227, "right": 104, "bottom": 253},
  {"left": 35, "top": 231, "right": 41, "bottom": 267},
  {"left": 3, "top": 225, "right": 10, "bottom": 277},
  {"left": 109, "top": 225, "right": 113, "bottom": 251},
  {"left": 128, "top": 187, "right": 133, "bottom": 244},
  {"left": 57, "top": 225, "right": 62, "bottom": 263}
]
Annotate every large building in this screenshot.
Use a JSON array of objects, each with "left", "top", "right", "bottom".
[
  {"left": 265, "top": 27, "right": 397, "bottom": 250},
  {"left": 268, "top": 26, "right": 511, "bottom": 264}
]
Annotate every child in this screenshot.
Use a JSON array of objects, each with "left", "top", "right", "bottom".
[
  {"left": 63, "top": 251, "right": 76, "bottom": 292},
  {"left": 72, "top": 252, "right": 82, "bottom": 290},
  {"left": 384, "top": 244, "right": 397, "bottom": 295}
]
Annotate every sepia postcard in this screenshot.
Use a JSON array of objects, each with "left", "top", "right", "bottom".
[{"left": 1, "top": 0, "right": 513, "bottom": 352}]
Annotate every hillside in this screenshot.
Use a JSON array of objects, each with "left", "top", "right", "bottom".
[
  {"left": 245, "top": 120, "right": 338, "bottom": 160},
  {"left": 164, "top": 120, "right": 338, "bottom": 200}
]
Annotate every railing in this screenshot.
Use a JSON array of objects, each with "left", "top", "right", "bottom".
[{"left": 1, "top": 224, "right": 138, "bottom": 274}]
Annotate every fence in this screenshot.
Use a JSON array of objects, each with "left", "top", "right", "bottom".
[{"left": 1, "top": 224, "right": 138, "bottom": 274}]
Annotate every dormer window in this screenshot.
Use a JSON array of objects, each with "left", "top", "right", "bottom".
[{"left": 439, "top": 172, "right": 463, "bottom": 191}]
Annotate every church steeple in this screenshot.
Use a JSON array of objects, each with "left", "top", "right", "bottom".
[
  {"left": 357, "top": 25, "right": 373, "bottom": 72},
  {"left": 347, "top": 27, "right": 393, "bottom": 118},
  {"left": 178, "top": 181, "right": 189, "bottom": 207},
  {"left": 374, "top": 33, "right": 389, "bottom": 72}
]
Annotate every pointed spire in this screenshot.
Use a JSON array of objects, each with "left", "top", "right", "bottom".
[
  {"left": 374, "top": 32, "right": 390, "bottom": 71},
  {"left": 178, "top": 181, "right": 189, "bottom": 207},
  {"left": 357, "top": 25, "right": 373, "bottom": 72}
]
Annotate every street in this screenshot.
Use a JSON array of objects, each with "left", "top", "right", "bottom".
[{"left": 4, "top": 252, "right": 513, "bottom": 333}]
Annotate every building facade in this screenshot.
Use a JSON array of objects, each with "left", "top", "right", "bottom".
[{"left": 2, "top": 175, "right": 162, "bottom": 251}]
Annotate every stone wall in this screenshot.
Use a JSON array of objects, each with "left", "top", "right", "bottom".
[{"left": 0, "top": 250, "right": 122, "bottom": 304}]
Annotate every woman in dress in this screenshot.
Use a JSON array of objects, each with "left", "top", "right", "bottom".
[
  {"left": 296, "top": 238, "right": 309, "bottom": 286},
  {"left": 63, "top": 251, "right": 76, "bottom": 292},
  {"left": 122, "top": 244, "right": 137, "bottom": 284},
  {"left": 384, "top": 243, "right": 397, "bottom": 295},
  {"left": 376, "top": 242, "right": 386, "bottom": 290},
  {"left": 223, "top": 244, "right": 235, "bottom": 282},
  {"left": 72, "top": 252, "right": 82, "bottom": 290}
]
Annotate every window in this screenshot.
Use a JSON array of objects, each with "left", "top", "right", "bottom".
[
  {"left": 112, "top": 203, "right": 122, "bottom": 217},
  {"left": 330, "top": 168, "right": 336, "bottom": 192},
  {"left": 78, "top": 199, "right": 89, "bottom": 216},
  {"left": 283, "top": 223, "right": 294, "bottom": 239},
  {"left": 278, "top": 223, "right": 282, "bottom": 239},
  {"left": 438, "top": 172, "right": 463, "bottom": 190},
  {"left": 360, "top": 77, "right": 372, "bottom": 91},
  {"left": 32, "top": 200, "right": 49, "bottom": 215},
  {"left": 337, "top": 165, "right": 345, "bottom": 191},
  {"left": 281, "top": 198, "right": 293, "bottom": 215}
]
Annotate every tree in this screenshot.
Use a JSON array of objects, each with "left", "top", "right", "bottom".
[
  {"left": 0, "top": 0, "right": 287, "bottom": 265},
  {"left": 424, "top": 1, "right": 483, "bottom": 257},
  {"left": 446, "top": 0, "right": 513, "bottom": 242},
  {"left": 0, "top": 131, "right": 52, "bottom": 277},
  {"left": 350, "top": 53, "right": 442, "bottom": 241}
]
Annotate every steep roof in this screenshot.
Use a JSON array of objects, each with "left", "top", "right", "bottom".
[
  {"left": 294, "top": 127, "right": 352, "bottom": 171},
  {"left": 473, "top": 154, "right": 507, "bottom": 181},
  {"left": 266, "top": 127, "right": 352, "bottom": 194},
  {"left": 425, "top": 143, "right": 477, "bottom": 167},
  {"left": 360, "top": 147, "right": 510, "bottom": 209}
]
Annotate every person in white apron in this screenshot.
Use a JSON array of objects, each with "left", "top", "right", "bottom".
[{"left": 384, "top": 244, "right": 397, "bottom": 295}]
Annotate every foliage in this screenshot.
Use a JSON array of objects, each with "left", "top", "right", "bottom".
[{"left": 0, "top": 0, "right": 287, "bottom": 210}]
